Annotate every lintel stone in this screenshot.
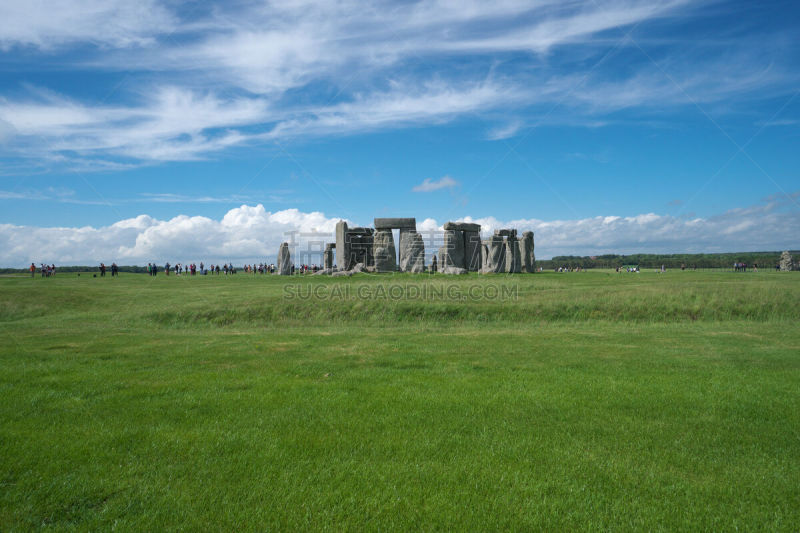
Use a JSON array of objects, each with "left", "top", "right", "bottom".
[
  {"left": 443, "top": 222, "right": 481, "bottom": 232},
  {"left": 374, "top": 217, "right": 416, "bottom": 230}
]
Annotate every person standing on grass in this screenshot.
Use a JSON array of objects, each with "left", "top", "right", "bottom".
[
  {"left": 30, "top": 263, "right": 35, "bottom": 278},
  {"left": 100, "top": 263, "right": 106, "bottom": 277}
]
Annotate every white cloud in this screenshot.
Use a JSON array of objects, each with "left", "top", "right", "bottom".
[
  {"left": 412, "top": 176, "right": 461, "bottom": 193},
  {"left": 2, "top": 199, "right": 797, "bottom": 267},
  {"left": 0, "top": 0, "right": 796, "bottom": 169},
  {"left": 0, "top": 0, "right": 176, "bottom": 50}
]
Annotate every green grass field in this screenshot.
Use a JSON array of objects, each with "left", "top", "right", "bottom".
[{"left": 1, "top": 270, "right": 798, "bottom": 530}]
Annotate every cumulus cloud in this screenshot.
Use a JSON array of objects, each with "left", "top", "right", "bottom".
[
  {"left": 412, "top": 176, "right": 460, "bottom": 193},
  {"left": 2, "top": 199, "right": 797, "bottom": 267}
]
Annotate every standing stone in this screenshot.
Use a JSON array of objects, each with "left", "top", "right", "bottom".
[
  {"left": 277, "top": 242, "right": 291, "bottom": 275},
  {"left": 373, "top": 230, "right": 397, "bottom": 272},
  {"left": 780, "top": 251, "right": 793, "bottom": 271},
  {"left": 482, "top": 235, "right": 505, "bottom": 273},
  {"left": 441, "top": 229, "right": 465, "bottom": 271},
  {"left": 323, "top": 243, "right": 335, "bottom": 270},
  {"left": 350, "top": 229, "right": 375, "bottom": 268},
  {"left": 335, "top": 220, "right": 351, "bottom": 271},
  {"left": 520, "top": 231, "right": 535, "bottom": 273},
  {"left": 464, "top": 230, "right": 482, "bottom": 272},
  {"left": 505, "top": 236, "right": 521, "bottom": 273},
  {"left": 399, "top": 230, "right": 425, "bottom": 273}
]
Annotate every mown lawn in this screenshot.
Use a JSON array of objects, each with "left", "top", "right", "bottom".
[{"left": 1, "top": 270, "right": 798, "bottom": 530}]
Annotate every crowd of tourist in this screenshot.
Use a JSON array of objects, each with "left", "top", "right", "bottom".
[{"left": 30, "top": 263, "right": 56, "bottom": 277}]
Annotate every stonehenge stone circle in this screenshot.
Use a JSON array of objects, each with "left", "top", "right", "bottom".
[
  {"left": 327, "top": 217, "right": 536, "bottom": 276},
  {"left": 277, "top": 242, "right": 291, "bottom": 275}
]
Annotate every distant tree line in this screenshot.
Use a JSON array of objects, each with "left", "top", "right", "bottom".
[
  {"left": 2, "top": 251, "right": 797, "bottom": 274},
  {"left": 538, "top": 251, "right": 797, "bottom": 270}
]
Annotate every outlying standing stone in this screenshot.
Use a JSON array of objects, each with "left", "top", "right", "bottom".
[
  {"left": 277, "top": 242, "right": 291, "bottom": 275},
  {"left": 780, "top": 251, "right": 793, "bottom": 271}
]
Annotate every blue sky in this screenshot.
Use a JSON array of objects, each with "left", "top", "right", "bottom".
[{"left": 0, "top": 0, "right": 798, "bottom": 266}]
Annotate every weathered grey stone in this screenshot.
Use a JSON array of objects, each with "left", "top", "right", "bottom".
[
  {"left": 482, "top": 235, "right": 505, "bottom": 273},
  {"left": 313, "top": 268, "right": 333, "bottom": 275},
  {"left": 399, "top": 229, "right": 425, "bottom": 273},
  {"left": 520, "top": 231, "right": 535, "bottom": 273},
  {"left": 443, "top": 221, "right": 481, "bottom": 232},
  {"left": 373, "top": 230, "right": 397, "bottom": 272},
  {"left": 323, "top": 243, "right": 335, "bottom": 270},
  {"left": 331, "top": 270, "right": 352, "bottom": 277},
  {"left": 464, "top": 230, "right": 482, "bottom": 272},
  {"left": 351, "top": 262, "right": 366, "bottom": 273},
  {"left": 440, "top": 229, "right": 465, "bottom": 272},
  {"left": 505, "top": 236, "right": 521, "bottom": 273},
  {"left": 780, "top": 251, "right": 793, "bottom": 271},
  {"left": 495, "top": 228, "right": 517, "bottom": 238},
  {"left": 335, "top": 220, "right": 350, "bottom": 271},
  {"left": 442, "top": 266, "right": 468, "bottom": 275},
  {"left": 337, "top": 221, "right": 374, "bottom": 270},
  {"left": 277, "top": 242, "right": 291, "bottom": 275},
  {"left": 374, "top": 217, "right": 416, "bottom": 230}
]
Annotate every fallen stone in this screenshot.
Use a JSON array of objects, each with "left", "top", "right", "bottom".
[
  {"left": 331, "top": 270, "right": 352, "bottom": 277},
  {"left": 442, "top": 266, "right": 468, "bottom": 275}
]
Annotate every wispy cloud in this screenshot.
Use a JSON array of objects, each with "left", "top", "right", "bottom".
[
  {"left": 412, "top": 176, "right": 460, "bottom": 193},
  {"left": 0, "top": 0, "right": 796, "bottom": 169}
]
